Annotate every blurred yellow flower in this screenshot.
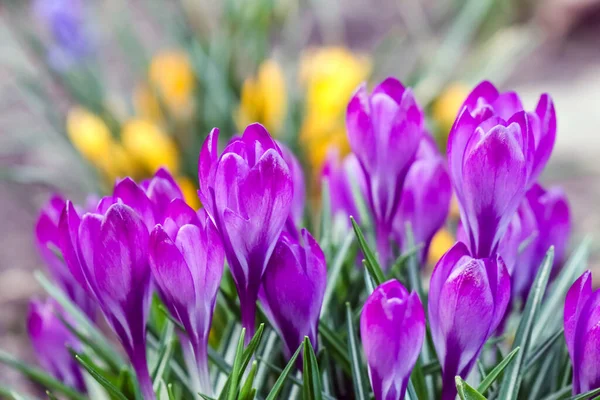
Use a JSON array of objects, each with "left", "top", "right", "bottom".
[
  {"left": 299, "top": 47, "right": 371, "bottom": 172},
  {"left": 66, "top": 107, "right": 113, "bottom": 165},
  {"left": 177, "top": 176, "right": 201, "bottom": 210},
  {"left": 135, "top": 50, "right": 195, "bottom": 120},
  {"left": 427, "top": 228, "right": 456, "bottom": 266},
  {"left": 236, "top": 59, "right": 287, "bottom": 134},
  {"left": 96, "top": 143, "right": 140, "bottom": 184},
  {"left": 432, "top": 82, "right": 469, "bottom": 133},
  {"left": 122, "top": 119, "right": 179, "bottom": 175}
]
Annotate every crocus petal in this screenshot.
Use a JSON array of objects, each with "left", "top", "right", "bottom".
[
  {"left": 528, "top": 94, "right": 556, "bottom": 185},
  {"left": 198, "top": 128, "right": 220, "bottom": 217},
  {"left": 113, "top": 177, "right": 156, "bottom": 231},
  {"left": 564, "top": 270, "right": 593, "bottom": 361},
  {"left": 360, "top": 280, "right": 425, "bottom": 400}
]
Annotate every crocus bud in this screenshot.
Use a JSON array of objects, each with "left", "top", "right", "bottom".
[
  {"left": 198, "top": 124, "right": 293, "bottom": 337},
  {"left": 564, "top": 270, "right": 600, "bottom": 395},
  {"left": 429, "top": 242, "right": 510, "bottom": 400},
  {"left": 60, "top": 203, "right": 155, "bottom": 399},
  {"left": 28, "top": 299, "right": 85, "bottom": 392},
  {"left": 279, "top": 142, "right": 306, "bottom": 228},
  {"left": 394, "top": 136, "right": 451, "bottom": 263},
  {"left": 149, "top": 200, "right": 224, "bottom": 395},
  {"left": 461, "top": 81, "right": 556, "bottom": 187},
  {"left": 346, "top": 77, "right": 424, "bottom": 267},
  {"left": 360, "top": 280, "right": 425, "bottom": 400},
  {"left": 260, "top": 229, "right": 326, "bottom": 358},
  {"left": 141, "top": 167, "right": 185, "bottom": 221},
  {"left": 448, "top": 92, "right": 534, "bottom": 258},
  {"left": 35, "top": 195, "right": 95, "bottom": 318}
]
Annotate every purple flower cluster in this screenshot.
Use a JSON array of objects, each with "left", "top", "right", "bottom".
[
  {"left": 32, "top": 126, "right": 324, "bottom": 397},
  {"left": 352, "top": 79, "right": 570, "bottom": 400}
]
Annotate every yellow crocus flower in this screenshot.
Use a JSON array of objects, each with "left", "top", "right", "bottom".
[
  {"left": 427, "top": 228, "right": 456, "bottom": 266},
  {"left": 432, "top": 82, "right": 470, "bottom": 134},
  {"left": 299, "top": 47, "right": 371, "bottom": 172},
  {"left": 121, "top": 119, "right": 179, "bottom": 175},
  {"left": 66, "top": 107, "right": 113, "bottom": 165},
  {"left": 236, "top": 59, "right": 287, "bottom": 134},
  {"left": 176, "top": 176, "right": 201, "bottom": 210},
  {"left": 135, "top": 50, "right": 195, "bottom": 120}
]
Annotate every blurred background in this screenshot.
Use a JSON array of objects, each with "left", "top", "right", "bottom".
[{"left": 1, "top": 0, "right": 600, "bottom": 394}]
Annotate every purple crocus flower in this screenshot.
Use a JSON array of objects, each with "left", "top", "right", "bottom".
[
  {"left": 33, "top": 0, "right": 91, "bottom": 71},
  {"left": 448, "top": 94, "right": 534, "bottom": 258},
  {"left": 429, "top": 242, "right": 511, "bottom": 400},
  {"left": 149, "top": 200, "right": 224, "bottom": 396},
  {"left": 564, "top": 270, "right": 600, "bottom": 395},
  {"left": 58, "top": 202, "right": 155, "bottom": 399},
  {"left": 198, "top": 124, "right": 293, "bottom": 337},
  {"left": 140, "top": 167, "right": 186, "bottom": 221},
  {"left": 35, "top": 195, "right": 95, "bottom": 319},
  {"left": 461, "top": 81, "right": 556, "bottom": 187},
  {"left": 322, "top": 150, "right": 365, "bottom": 231},
  {"left": 260, "top": 229, "right": 326, "bottom": 359},
  {"left": 346, "top": 77, "right": 424, "bottom": 268},
  {"left": 393, "top": 136, "right": 451, "bottom": 263},
  {"left": 360, "top": 280, "right": 425, "bottom": 400},
  {"left": 28, "top": 299, "right": 86, "bottom": 392},
  {"left": 279, "top": 142, "right": 306, "bottom": 228}
]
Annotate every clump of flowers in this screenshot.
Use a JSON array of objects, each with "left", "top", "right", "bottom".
[{"left": 3, "top": 76, "right": 591, "bottom": 400}]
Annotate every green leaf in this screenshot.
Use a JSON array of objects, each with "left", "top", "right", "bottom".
[
  {"left": 167, "top": 383, "right": 177, "bottom": 400},
  {"left": 45, "top": 390, "right": 58, "bottom": 400},
  {"left": 0, "top": 349, "right": 87, "bottom": 400},
  {"left": 151, "top": 334, "right": 175, "bottom": 388},
  {"left": 239, "top": 360, "right": 258, "bottom": 400},
  {"left": 320, "top": 178, "right": 332, "bottom": 249},
  {"left": 72, "top": 353, "right": 128, "bottom": 400},
  {"left": 302, "top": 337, "right": 323, "bottom": 400},
  {"left": 157, "top": 304, "right": 186, "bottom": 332},
  {"left": 456, "top": 377, "right": 487, "bottom": 400},
  {"left": 497, "top": 247, "right": 554, "bottom": 400},
  {"left": 524, "top": 328, "right": 564, "bottom": 370},
  {"left": 569, "top": 387, "right": 600, "bottom": 400},
  {"left": 350, "top": 217, "right": 385, "bottom": 286},
  {"left": 223, "top": 328, "right": 246, "bottom": 400},
  {"left": 421, "top": 360, "right": 441, "bottom": 376},
  {"left": 345, "top": 303, "right": 367, "bottom": 400},
  {"left": 321, "top": 231, "right": 355, "bottom": 319},
  {"left": 477, "top": 346, "right": 520, "bottom": 394},
  {"left": 533, "top": 238, "right": 591, "bottom": 342},
  {"left": 318, "top": 323, "right": 352, "bottom": 375},
  {"left": 539, "top": 385, "right": 571, "bottom": 400}
]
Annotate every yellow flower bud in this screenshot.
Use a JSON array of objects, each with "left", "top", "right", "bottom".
[
  {"left": 121, "top": 119, "right": 179, "bottom": 175},
  {"left": 432, "top": 82, "right": 470, "bottom": 133},
  {"left": 299, "top": 47, "right": 371, "bottom": 172},
  {"left": 427, "top": 228, "right": 455, "bottom": 266},
  {"left": 66, "top": 107, "right": 113, "bottom": 164},
  {"left": 236, "top": 59, "right": 287, "bottom": 134},
  {"left": 148, "top": 50, "right": 195, "bottom": 116},
  {"left": 176, "top": 176, "right": 201, "bottom": 210}
]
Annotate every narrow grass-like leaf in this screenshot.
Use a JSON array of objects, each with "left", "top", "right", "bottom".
[
  {"left": 320, "top": 179, "right": 332, "bottom": 249},
  {"left": 345, "top": 303, "right": 367, "bottom": 400},
  {"left": 539, "top": 385, "right": 571, "bottom": 400},
  {"left": 569, "top": 387, "right": 600, "bottom": 400},
  {"left": 477, "top": 346, "right": 520, "bottom": 394},
  {"left": 303, "top": 337, "right": 323, "bottom": 400},
  {"left": 223, "top": 328, "right": 246, "bottom": 400},
  {"left": 351, "top": 217, "right": 384, "bottom": 286},
  {"left": 422, "top": 360, "right": 441, "bottom": 376},
  {"left": 456, "top": 377, "right": 487, "bottom": 400},
  {"left": 497, "top": 247, "right": 554, "bottom": 400},
  {"left": 534, "top": 238, "right": 591, "bottom": 342},
  {"left": 318, "top": 323, "right": 351, "bottom": 374},
  {"left": 157, "top": 304, "right": 186, "bottom": 332},
  {"left": 0, "top": 349, "right": 86, "bottom": 400},
  {"left": 167, "top": 383, "right": 176, "bottom": 400},
  {"left": 73, "top": 353, "right": 128, "bottom": 400},
  {"left": 321, "top": 231, "right": 355, "bottom": 318},
  {"left": 46, "top": 390, "right": 58, "bottom": 400},
  {"left": 239, "top": 360, "right": 258, "bottom": 400},
  {"left": 265, "top": 343, "right": 301, "bottom": 400},
  {"left": 524, "top": 328, "right": 564, "bottom": 371},
  {"left": 35, "top": 272, "right": 123, "bottom": 365}
]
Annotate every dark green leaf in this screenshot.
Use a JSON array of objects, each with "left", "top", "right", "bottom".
[
  {"left": 321, "top": 231, "right": 355, "bottom": 318},
  {"left": 72, "top": 353, "right": 128, "bottom": 400},
  {"left": 167, "top": 383, "right": 177, "bottom": 400},
  {"left": 345, "top": 303, "right": 367, "bottom": 400},
  {"left": 569, "top": 387, "right": 600, "bottom": 400},
  {"left": 477, "top": 346, "right": 520, "bottom": 394},
  {"left": 239, "top": 360, "right": 258, "bottom": 400},
  {"left": 350, "top": 217, "right": 385, "bottom": 286},
  {"left": 303, "top": 337, "right": 323, "bottom": 400},
  {"left": 318, "top": 323, "right": 352, "bottom": 374},
  {"left": 422, "top": 360, "right": 441, "bottom": 376},
  {"left": 456, "top": 377, "right": 487, "bottom": 400},
  {"left": 0, "top": 349, "right": 86, "bottom": 400},
  {"left": 224, "top": 328, "right": 246, "bottom": 400},
  {"left": 497, "top": 248, "right": 554, "bottom": 400},
  {"left": 157, "top": 304, "right": 186, "bottom": 332},
  {"left": 539, "top": 385, "right": 571, "bottom": 400},
  {"left": 525, "top": 328, "right": 564, "bottom": 371},
  {"left": 46, "top": 391, "right": 58, "bottom": 400}
]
